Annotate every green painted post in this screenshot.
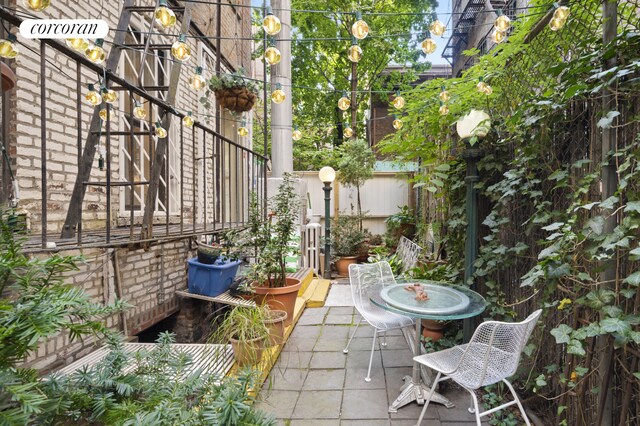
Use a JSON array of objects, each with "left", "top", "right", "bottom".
[{"left": 323, "top": 182, "right": 332, "bottom": 279}]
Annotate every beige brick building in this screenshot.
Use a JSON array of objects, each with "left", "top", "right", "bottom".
[{"left": 0, "top": 0, "right": 262, "bottom": 372}]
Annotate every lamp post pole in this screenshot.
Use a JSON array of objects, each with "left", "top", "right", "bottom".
[
  {"left": 323, "top": 181, "right": 332, "bottom": 279},
  {"left": 462, "top": 146, "right": 484, "bottom": 342}
]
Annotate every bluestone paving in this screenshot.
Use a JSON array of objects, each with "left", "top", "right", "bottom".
[
  {"left": 381, "top": 348, "right": 414, "bottom": 368},
  {"left": 344, "top": 349, "right": 382, "bottom": 370},
  {"left": 341, "top": 388, "right": 391, "bottom": 419},
  {"left": 291, "top": 390, "right": 343, "bottom": 419},
  {"left": 264, "top": 367, "right": 308, "bottom": 391},
  {"left": 302, "top": 369, "right": 346, "bottom": 390},
  {"left": 324, "top": 314, "right": 354, "bottom": 325},
  {"left": 275, "top": 351, "right": 312, "bottom": 369},
  {"left": 309, "top": 351, "right": 347, "bottom": 369},
  {"left": 344, "top": 367, "right": 386, "bottom": 389},
  {"left": 259, "top": 389, "right": 299, "bottom": 419}
]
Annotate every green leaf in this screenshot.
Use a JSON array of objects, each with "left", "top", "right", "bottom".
[
  {"left": 624, "top": 272, "right": 640, "bottom": 287},
  {"left": 624, "top": 201, "right": 640, "bottom": 213},
  {"left": 434, "top": 164, "right": 450, "bottom": 172},
  {"left": 597, "top": 111, "right": 620, "bottom": 129},
  {"left": 600, "top": 318, "right": 631, "bottom": 335},
  {"left": 600, "top": 196, "right": 619, "bottom": 210},
  {"left": 567, "top": 339, "right": 586, "bottom": 356},
  {"left": 542, "top": 222, "right": 564, "bottom": 231},
  {"left": 535, "top": 374, "right": 547, "bottom": 388},
  {"left": 551, "top": 324, "right": 573, "bottom": 344},
  {"left": 586, "top": 216, "right": 605, "bottom": 235}
]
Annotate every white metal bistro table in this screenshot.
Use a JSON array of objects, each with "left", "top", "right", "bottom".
[{"left": 370, "top": 279, "right": 486, "bottom": 413}]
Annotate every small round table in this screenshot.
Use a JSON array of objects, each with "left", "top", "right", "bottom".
[{"left": 370, "top": 279, "right": 486, "bottom": 412}]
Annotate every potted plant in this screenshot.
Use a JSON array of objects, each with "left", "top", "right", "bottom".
[
  {"left": 188, "top": 236, "right": 242, "bottom": 297},
  {"left": 240, "top": 173, "right": 303, "bottom": 327},
  {"left": 212, "top": 305, "right": 271, "bottom": 367},
  {"left": 201, "top": 68, "right": 259, "bottom": 113},
  {"left": 263, "top": 309, "right": 288, "bottom": 346},
  {"left": 197, "top": 242, "right": 222, "bottom": 264},
  {"left": 337, "top": 139, "right": 376, "bottom": 230},
  {"left": 331, "top": 214, "right": 367, "bottom": 276},
  {"left": 385, "top": 205, "right": 416, "bottom": 248}
]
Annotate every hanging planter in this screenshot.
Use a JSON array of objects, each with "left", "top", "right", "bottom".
[{"left": 201, "top": 68, "right": 259, "bottom": 114}]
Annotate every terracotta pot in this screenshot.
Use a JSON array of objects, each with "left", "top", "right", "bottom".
[
  {"left": 215, "top": 86, "right": 257, "bottom": 113},
  {"left": 252, "top": 277, "right": 302, "bottom": 328},
  {"left": 421, "top": 319, "right": 447, "bottom": 342},
  {"left": 229, "top": 335, "right": 265, "bottom": 367},
  {"left": 264, "top": 309, "right": 287, "bottom": 346},
  {"left": 335, "top": 256, "right": 358, "bottom": 277}
]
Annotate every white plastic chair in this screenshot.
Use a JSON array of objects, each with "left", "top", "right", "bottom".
[
  {"left": 344, "top": 261, "right": 415, "bottom": 382},
  {"left": 413, "top": 309, "right": 542, "bottom": 426}
]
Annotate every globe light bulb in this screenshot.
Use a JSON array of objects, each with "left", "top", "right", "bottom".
[
  {"left": 421, "top": 37, "right": 437, "bottom": 54},
  {"left": 351, "top": 11, "right": 369, "bottom": 40},
  {"left": 338, "top": 92, "right": 350, "bottom": 111},
  {"left": 495, "top": 12, "right": 511, "bottom": 32},
  {"left": 22, "top": 0, "right": 50, "bottom": 12},
  {"left": 263, "top": 7, "right": 281, "bottom": 36},
  {"left": 392, "top": 92, "right": 405, "bottom": 109},
  {"left": 171, "top": 34, "right": 191, "bottom": 62},
  {"left": 85, "top": 39, "right": 106, "bottom": 64},
  {"left": 343, "top": 125, "right": 354, "bottom": 138},
  {"left": 99, "top": 106, "right": 117, "bottom": 122},
  {"left": 155, "top": 121, "right": 168, "bottom": 138},
  {"left": 155, "top": 0, "right": 176, "bottom": 29},
  {"left": 549, "top": 17, "right": 567, "bottom": 31},
  {"left": 553, "top": 5, "right": 570, "bottom": 20},
  {"left": 439, "top": 87, "right": 451, "bottom": 102},
  {"left": 133, "top": 102, "right": 147, "bottom": 119},
  {"left": 189, "top": 66, "right": 206, "bottom": 90},
  {"left": 85, "top": 84, "right": 102, "bottom": 106},
  {"left": 491, "top": 28, "right": 507, "bottom": 44},
  {"left": 483, "top": 84, "right": 493, "bottom": 95},
  {"left": 392, "top": 117, "right": 403, "bottom": 130},
  {"left": 271, "top": 83, "right": 286, "bottom": 104},
  {"left": 348, "top": 40, "right": 362, "bottom": 63},
  {"left": 264, "top": 45, "right": 281, "bottom": 65},
  {"left": 477, "top": 78, "right": 489, "bottom": 94},
  {"left": 439, "top": 103, "right": 449, "bottom": 116},
  {"left": 0, "top": 34, "right": 19, "bottom": 59},
  {"left": 182, "top": 112, "right": 194, "bottom": 128},
  {"left": 101, "top": 87, "right": 118, "bottom": 104},
  {"left": 429, "top": 19, "right": 446, "bottom": 37},
  {"left": 66, "top": 38, "right": 89, "bottom": 52},
  {"left": 237, "top": 119, "right": 249, "bottom": 136},
  {"left": 292, "top": 128, "right": 302, "bottom": 141}
]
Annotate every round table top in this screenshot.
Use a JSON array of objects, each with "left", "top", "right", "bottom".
[{"left": 370, "top": 279, "right": 487, "bottom": 321}]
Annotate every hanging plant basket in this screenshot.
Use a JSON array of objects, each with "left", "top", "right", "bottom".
[{"left": 215, "top": 86, "right": 257, "bottom": 113}]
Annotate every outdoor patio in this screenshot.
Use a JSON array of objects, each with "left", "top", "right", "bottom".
[{"left": 257, "top": 279, "right": 487, "bottom": 425}]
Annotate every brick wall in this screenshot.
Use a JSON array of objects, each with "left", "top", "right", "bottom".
[{"left": 9, "top": 0, "right": 255, "bottom": 372}]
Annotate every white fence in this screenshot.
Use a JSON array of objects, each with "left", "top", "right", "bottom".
[{"left": 299, "top": 171, "right": 413, "bottom": 236}]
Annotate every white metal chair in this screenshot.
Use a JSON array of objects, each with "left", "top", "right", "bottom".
[
  {"left": 413, "top": 309, "right": 542, "bottom": 426},
  {"left": 344, "top": 261, "right": 415, "bottom": 382}
]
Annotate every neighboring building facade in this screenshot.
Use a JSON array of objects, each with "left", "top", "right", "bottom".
[
  {"left": 444, "top": 0, "right": 526, "bottom": 77},
  {"left": 0, "top": 0, "right": 260, "bottom": 371}
]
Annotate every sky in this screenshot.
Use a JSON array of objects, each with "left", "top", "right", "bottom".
[{"left": 250, "top": 0, "right": 452, "bottom": 66}]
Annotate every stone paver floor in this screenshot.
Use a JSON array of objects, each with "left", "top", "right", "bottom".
[{"left": 257, "top": 282, "right": 488, "bottom": 426}]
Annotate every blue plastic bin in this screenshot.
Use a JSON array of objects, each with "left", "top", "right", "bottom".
[{"left": 187, "top": 257, "right": 242, "bottom": 297}]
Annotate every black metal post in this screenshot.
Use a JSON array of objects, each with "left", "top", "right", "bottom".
[
  {"left": 323, "top": 181, "right": 332, "bottom": 279},
  {"left": 462, "top": 146, "right": 483, "bottom": 342}
]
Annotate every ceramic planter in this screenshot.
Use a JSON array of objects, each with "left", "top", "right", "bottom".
[
  {"left": 335, "top": 256, "right": 358, "bottom": 277},
  {"left": 252, "top": 277, "right": 301, "bottom": 328},
  {"left": 264, "top": 309, "right": 287, "bottom": 346},
  {"left": 229, "top": 335, "right": 265, "bottom": 367},
  {"left": 421, "top": 319, "right": 447, "bottom": 342}
]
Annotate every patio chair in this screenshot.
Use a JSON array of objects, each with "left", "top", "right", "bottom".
[
  {"left": 413, "top": 309, "right": 542, "bottom": 426},
  {"left": 344, "top": 261, "right": 415, "bottom": 382}
]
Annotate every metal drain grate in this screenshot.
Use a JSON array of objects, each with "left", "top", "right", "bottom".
[{"left": 56, "top": 343, "right": 234, "bottom": 379}]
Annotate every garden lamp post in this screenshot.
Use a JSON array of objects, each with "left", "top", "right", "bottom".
[
  {"left": 456, "top": 110, "right": 491, "bottom": 342},
  {"left": 318, "top": 166, "right": 336, "bottom": 279}
]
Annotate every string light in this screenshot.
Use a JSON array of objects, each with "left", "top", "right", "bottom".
[
  {"left": 343, "top": 124, "right": 354, "bottom": 138},
  {"left": 0, "top": 34, "right": 19, "bottom": 59},
  {"left": 421, "top": 33, "right": 436, "bottom": 54},
  {"left": 263, "top": 6, "right": 281, "bottom": 36},
  {"left": 66, "top": 38, "right": 89, "bottom": 52},
  {"left": 429, "top": 19, "right": 446, "bottom": 37},
  {"left": 292, "top": 126, "right": 302, "bottom": 141},
  {"left": 347, "top": 37, "right": 362, "bottom": 63},
  {"left": 22, "top": 0, "right": 50, "bottom": 12},
  {"left": 155, "top": 0, "right": 176, "bottom": 29},
  {"left": 476, "top": 77, "right": 492, "bottom": 95},
  {"left": 101, "top": 87, "right": 118, "bottom": 104},
  {"left": 171, "top": 34, "right": 191, "bottom": 61},
  {"left": 438, "top": 86, "right": 450, "bottom": 102},
  {"left": 85, "top": 39, "right": 106, "bottom": 64},
  {"left": 494, "top": 9, "right": 511, "bottom": 31},
  {"left": 85, "top": 84, "right": 102, "bottom": 106},
  {"left": 351, "top": 11, "right": 369, "bottom": 40},
  {"left": 99, "top": 105, "right": 116, "bottom": 122},
  {"left": 155, "top": 120, "right": 168, "bottom": 138},
  {"left": 439, "top": 101, "right": 449, "bottom": 116},
  {"left": 491, "top": 28, "right": 506, "bottom": 44},
  {"left": 189, "top": 66, "right": 206, "bottom": 90},
  {"left": 183, "top": 112, "right": 195, "bottom": 128},
  {"left": 271, "top": 83, "right": 286, "bottom": 104},
  {"left": 392, "top": 91, "right": 405, "bottom": 109},
  {"left": 338, "top": 91, "right": 350, "bottom": 111},
  {"left": 549, "top": 4, "right": 570, "bottom": 31},
  {"left": 483, "top": 84, "right": 493, "bottom": 95},
  {"left": 133, "top": 101, "right": 147, "bottom": 119},
  {"left": 392, "top": 115, "right": 403, "bottom": 130},
  {"left": 237, "top": 119, "right": 249, "bottom": 136},
  {"left": 264, "top": 38, "right": 281, "bottom": 65}
]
